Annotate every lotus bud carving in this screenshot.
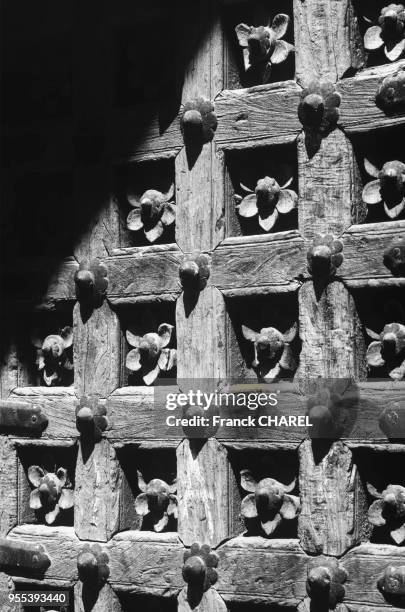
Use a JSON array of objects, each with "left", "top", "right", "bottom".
[
  {"left": 182, "top": 543, "right": 218, "bottom": 591},
  {"left": 234, "top": 175, "right": 298, "bottom": 232},
  {"left": 134, "top": 470, "right": 177, "bottom": 532},
  {"left": 364, "top": 4, "right": 405, "bottom": 62},
  {"left": 235, "top": 14, "right": 294, "bottom": 83},
  {"left": 28, "top": 456, "right": 74, "bottom": 525},
  {"left": 242, "top": 322, "right": 297, "bottom": 380},
  {"left": 240, "top": 469, "right": 300, "bottom": 535},
  {"left": 126, "top": 323, "right": 176, "bottom": 385},
  {"left": 126, "top": 185, "right": 175, "bottom": 244},
  {"left": 31, "top": 327, "right": 73, "bottom": 386}
]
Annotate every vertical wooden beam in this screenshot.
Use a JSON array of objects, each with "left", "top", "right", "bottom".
[
  {"left": 174, "top": 0, "right": 237, "bottom": 550},
  {"left": 294, "top": 3, "right": 366, "bottom": 557},
  {"left": 74, "top": 581, "right": 122, "bottom": 612},
  {"left": 293, "top": 0, "right": 365, "bottom": 84},
  {"left": 74, "top": 439, "right": 121, "bottom": 542},
  {"left": 178, "top": 587, "right": 228, "bottom": 612}
]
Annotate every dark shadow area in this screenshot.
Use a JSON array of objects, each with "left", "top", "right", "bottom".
[
  {"left": 118, "top": 593, "right": 177, "bottom": 612},
  {"left": 16, "top": 583, "right": 73, "bottom": 612}
]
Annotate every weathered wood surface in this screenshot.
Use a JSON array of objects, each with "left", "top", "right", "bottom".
[
  {"left": 298, "top": 440, "right": 366, "bottom": 556},
  {"left": 74, "top": 581, "right": 124, "bottom": 612},
  {"left": 0, "top": 438, "right": 17, "bottom": 536},
  {"left": 216, "top": 538, "right": 307, "bottom": 605},
  {"left": 176, "top": 287, "right": 227, "bottom": 380},
  {"left": 340, "top": 221, "right": 405, "bottom": 282},
  {"left": 8, "top": 258, "right": 77, "bottom": 305},
  {"left": 106, "top": 246, "right": 182, "bottom": 302},
  {"left": 74, "top": 439, "right": 121, "bottom": 542},
  {"left": 298, "top": 281, "right": 366, "bottom": 383},
  {"left": 212, "top": 236, "right": 306, "bottom": 294},
  {"left": 73, "top": 301, "right": 120, "bottom": 397},
  {"left": 215, "top": 82, "right": 302, "bottom": 147},
  {"left": 9, "top": 387, "right": 77, "bottom": 439},
  {"left": 297, "top": 130, "right": 362, "bottom": 238},
  {"left": 7, "top": 525, "right": 80, "bottom": 583},
  {"left": 178, "top": 588, "right": 228, "bottom": 612},
  {"left": 177, "top": 438, "right": 238, "bottom": 547},
  {"left": 293, "top": 0, "right": 364, "bottom": 84},
  {"left": 338, "top": 61, "right": 405, "bottom": 133},
  {"left": 107, "top": 531, "right": 184, "bottom": 595}
]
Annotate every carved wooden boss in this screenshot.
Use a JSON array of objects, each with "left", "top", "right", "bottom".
[{"left": 1, "top": 0, "right": 405, "bottom": 611}]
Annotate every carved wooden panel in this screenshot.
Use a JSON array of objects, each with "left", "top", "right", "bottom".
[{"left": 1, "top": 0, "right": 405, "bottom": 611}]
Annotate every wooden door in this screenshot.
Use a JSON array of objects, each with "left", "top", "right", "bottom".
[{"left": 1, "top": 0, "right": 405, "bottom": 611}]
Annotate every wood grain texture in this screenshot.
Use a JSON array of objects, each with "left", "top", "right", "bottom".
[
  {"left": 177, "top": 438, "right": 238, "bottom": 547},
  {"left": 74, "top": 439, "right": 121, "bottom": 542},
  {"left": 216, "top": 537, "right": 307, "bottom": 605},
  {"left": 105, "top": 247, "right": 182, "bottom": 301},
  {"left": 107, "top": 531, "right": 184, "bottom": 595},
  {"left": 338, "top": 62, "right": 405, "bottom": 133},
  {"left": 293, "top": 0, "right": 365, "bottom": 83},
  {"left": 298, "top": 440, "right": 366, "bottom": 556},
  {"left": 7, "top": 525, "right": 80, "bottom": 583},
  {"left": 297, "top": 130, "right": 362, "bottom": 239},
  {"left": 73, "top": 301, "right": 120, "bottom": 397},
  {"left": 215, "top": 82, "right": 302, "bottom": 147},
  {"left": 297, "top": 281, "right": 366, "bottom": 383},
  {"left": 0, "top": 438, "right": 17, "bottom": 536},
  {"left": 74, "top": 578, "right": 123, "bottom": 612},
  {"left": 176, "top": 287, "right": 227, "bottom": 381},
  {"left": 9, "top": 388, "right": 77, "bottom": 439},
  {"left": 212, "top": 236, "right": 306, "bottom": 293},
  {"left": 340, "top": 222, "right": 405, "bottom": 281},
  {"left": 178, "top": 588, "right": 228, "bottom": 612}
]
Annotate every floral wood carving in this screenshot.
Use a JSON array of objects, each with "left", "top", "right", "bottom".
[
  {"left": 179, "top": 252, "right": 211, "bottom": 291},
  {"left": 242, "top": 322, "right": 297, "bottom": 380},
  {"left": 180, "top": 98, "right": 217, "bottom": 144},
  {"left": 182, "top": 543, "right": 219, "bottom": 591},
  {"left": 376, "top": 67, "right": 405, "bottom": 113},
  {"left": 307, "top": 234, "right": 344, "bottom": 278},
  {"left": 363, "top": 159, "right": 405, "bottom": 219},
  {"left": 28, "top": 456, "right": 74, "bottom": 525},
  {"left": 306, "top": 558, "right": 347, "bottom": 610},
  {"left": 32, "top": 327, "right": 73, "bottom": 386},
  {"left": 366, "top": 321, "right": 405, "bottom": 380},
  {"left": 235, "top": 14, "right": 294, "bottom": 84},
  {"left": 378, "top": 565, "right": 405, "bottom": 599},
  {"left": 126, "top": 323, "right": 176, "bottom": 385},
  {"left": 76, "top": 396, "right": 108, "bottom": 442},
  {"left": 234, "top": 175, "right": 298, "bottom": 232},
  {"left": 298, "top": 81, "right": 341, "bottom": 136},
  {"left": 74, "top": 259, "right": 108, "bottom": 307},
  {"left": 240, "top": 469, "right": 300, "bottom": 535},
  {"left": 364, "top": 4, "right": 405, "bottom": 62},
  {"left": 77, "top": 543, "right": 109, "bottom": 586},
  {"left": 134, "top": 470, "right": 177, "bottom": 532},
  {"left": 368, "top": 483, "right": 405, "bottom": 544},
  {"left": 384, "top": 238, "right": 405, "bottom": 276},
  {"left": 126, "top": 185, "right": 175, "bottom": 244}
]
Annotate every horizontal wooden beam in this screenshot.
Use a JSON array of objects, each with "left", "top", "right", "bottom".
[
  {"left": 105, "top": 244, "right": 182, "bottom": 304},
  {"left": 211, "top": 234, "right": 306, "bottom": 295},
  {"left": 339, "top": 221, "right": 405, "bottom": 283},
  {"left": 107, "top": 532, "right": 184, "bottom": 596},
  {"left": 9, "top": 388, "right": 77, "bottom": 439},
  {"left": 338, "top": 61, "right": 405, "bottom": 133},
  {"left": 217, "top": 537, "right": 306, "bottom": 606},
  {"left": 106, "top": 381, "right": 405, "bottom": 445},
  {"left": 215, "top": 81, "right": 302, "bottom": 148}
]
